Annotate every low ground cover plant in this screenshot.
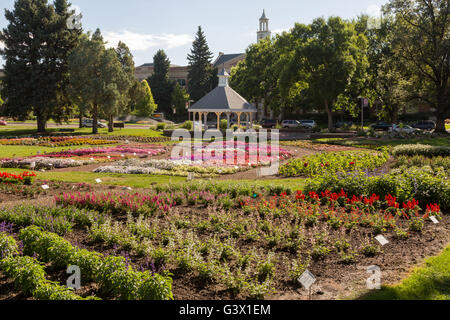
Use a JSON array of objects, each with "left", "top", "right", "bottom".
[
  {"left": 392, "top": 144, "right": 450, "bottom": 157},
  {"left": 279, "top": 150, "right": 389, "bottom": 177}
]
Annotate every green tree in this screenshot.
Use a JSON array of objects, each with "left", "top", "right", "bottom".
[
  {"left": 103, "top": 41, "right": 135, "bottom": 132},
  {"left": 385, "top": 0, "right": 449, "bottom": 132},
  {"left": 133, "top": 80, "right": 157, "bottom": 118},
  {"left": 68, "top": 30, "right": 126, "bottom": 134},
  {"left": 187, "top": 26, "right": 215, "bottom": 102},
  {"left": 0, "top": 0, "right": 80, "bottom": 132},
  {"left": 148, "top": 50, "right": 174, "bottom": 118},
  {"left": 280, "top": 17, "right": 369, "bottom": 130},
  {"left": 171, "top": 82, "right": 190, "bottom": 121}
]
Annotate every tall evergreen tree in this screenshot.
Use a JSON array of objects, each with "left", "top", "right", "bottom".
[
  {"left": 187, "top": 26, "right": 215, "bottom": 102},
  {"left": 0, "top": 0, "right": 80, "bottom": 132},
  {"left": 148, "top": 50, "right": 174, "bottom": 118}
]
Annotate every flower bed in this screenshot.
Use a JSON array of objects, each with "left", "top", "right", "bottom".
[
  {"left": 279, "top": 150, "right": 389, "bottom": 177},
  {"left": 0, "top": 171, "right": 36, "bottom": 185},
  {"left": 392, "top": 144, "right": 450, "bottom": 157},
  {"left": 93, "top": 159, "right": 245, "bottom": 177},
  {"left": 304, "top": 166, "right": 450, "bottom": 211},
  {"left": 173, "top": 141, "right": 292, "bottom": 166},
  {"left": 0, "top": 136, "right": 117, "bottom": 147},
  {"left": 1, "top": 157, "right": 92, "bottom": 170},
  {"left": 34, "top": 145, "right": 167, "bottom": 159}
]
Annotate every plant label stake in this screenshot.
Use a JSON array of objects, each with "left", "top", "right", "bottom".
[
  {"left": 95, "top": 179, "right": 102, "bottom": 184},
  {"left": 41, "top": 185, "right": 49, "bottom": 190},
  {"left": 187, "top": 172, "right": 194, "bottom": 181},
  {"left": 298, "top": 270, "right": 316, "bottom": 300},
  {"left": 30, "top": 162, "right": 36, "bottom": 169},
  {"left": 429, "top": 216, "right": 439, "bottom": 224},
  {"left": 375, "top": 235, "right": 389, "bottom": 246}
]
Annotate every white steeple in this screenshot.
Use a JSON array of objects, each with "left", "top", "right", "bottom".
[
  {"left": 218, "top": 68, "right": 229, "bottom": 87},
  {"left": 257, "top": 10, "right": 271, "bottom": 42}
]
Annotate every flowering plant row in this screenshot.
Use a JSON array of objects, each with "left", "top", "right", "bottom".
[
  {"left": 32, "top": 145, "right": 167, "bottom": 158},
  {"left": 0, "top": 136, "right": 117, "bottom": 147},
  {"left": 1, "top": 157, "right": 92, "bottom": 170},
  {"left": 279, "top": 150, "right": 389, "bottom": 177},
  {"left": 0, "top": 233, "right": 95, "bottom": 300},
  {"left": 0, "top": 171, "right": 36, "bottom": 185},
  {"left": 19, "top": 226, "right": 173, "bottom": 300},
  {"left": 173, "top": 141, "right": 292, "bottom": 166},
  {"left": 94, "top": 159, "right": 245, "bottom": 177}
]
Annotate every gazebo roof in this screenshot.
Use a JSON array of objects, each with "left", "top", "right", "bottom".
[
  {"left": 189, "top": 86, "right": 256, "bottom": 113},
  {"left": 189, "top": 68, "right": 257, "bottom": 113}
]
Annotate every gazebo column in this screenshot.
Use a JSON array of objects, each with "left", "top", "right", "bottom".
[
  {"left": 215, "top": 112, "right": 222, "bottom": 130},
  {"left": 226, "top": 113, "right": 231, "bottom": 129},
  {"left": 237, "top": 112, "right": 242, "bottom": 130},
  {"left": 250, "top": 113, "right": 254, "bottom": 129},
  {"left": 246, "top": 113, "right": 250, "bottom": 129},
  {"left": 204, "top": 113, "right": 208, "bottom": 128}
]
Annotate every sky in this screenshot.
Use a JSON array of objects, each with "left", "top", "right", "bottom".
[{"left": 0, "top": 0, "right": 389, "bottom": 67}]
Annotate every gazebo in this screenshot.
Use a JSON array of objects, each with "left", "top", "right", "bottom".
[{"left": 188, "top": 68, "right": 257, "bottom": 130}]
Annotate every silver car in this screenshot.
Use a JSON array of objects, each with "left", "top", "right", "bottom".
[{"left": 81, "top": 119, "right": 107, "bottom": 128}]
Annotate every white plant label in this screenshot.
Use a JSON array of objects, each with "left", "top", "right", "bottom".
[
  {"left": 90, "top": 158, "right": 95, "bottom": 161},
  {"left": 41, "top": 185, "right": 50, "bottom": 190},
  {"left": 30, "top": 162, "right": 36, "bottom": 169},
  {"left": 375, "top": 235, "right": 389, "bottom": 246},
  {"left": 107, "top": 156, "right": 111, "bottom": 159},
  {"left": 298, "top": 270, "right": 316, "bottom": 290},
  {"left": 429, "top": 216, "right": 439, "bottom": 224},
  {"left": 187, "top": 172, "right": 194, "bottom": 181},
  {"left": 95, "top": 179, "right": 102, "bottom": 184}
]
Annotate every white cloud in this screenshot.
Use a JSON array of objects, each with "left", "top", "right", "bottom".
[
  {"left": 103, "top": 30, "right": 193, "bottom": 51},
  {"left": 366, "top": 4, "right": 382, "bottom": 17}
]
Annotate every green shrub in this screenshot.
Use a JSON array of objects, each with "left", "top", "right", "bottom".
[
  {"left": 392, "top": 144, "right": 450, "bottom": 157},
  {"left": 181, "top": 121, "right": 193, "bottom": 131},
  {"left": 220, "top": 119, "right": 228, "bottom": 131},
  {"left": 0, "top": 232, "right": 19, "bottom": 259},
  {"left": 156, "top": 123, "right": 166, "bottom": 131}
]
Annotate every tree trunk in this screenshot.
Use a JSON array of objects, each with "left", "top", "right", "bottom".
[
  {"left": 79, "top": 112, "right": 83, "bottom": 129},
  {"left": 435, "top": 88, "right": 449, "bottom": 133},
  {"left": 324, "top": 100, "right": 333, "bottom": 131},
  {"left": 92, "top": 104, "right": 98, "bottom": 134},
  {"left": 108, "top": 114, "right": 114, "bottom": 133},
  {"left": 36, "top": 112, "right": 46, "bottom": 134}
]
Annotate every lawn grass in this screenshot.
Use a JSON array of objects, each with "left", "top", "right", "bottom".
[
  {"left": 359, "top": 245, "right": 450, "bottom": 300},
  {"left": 0, "top": 126, "right": 165, "bottom": 138}
]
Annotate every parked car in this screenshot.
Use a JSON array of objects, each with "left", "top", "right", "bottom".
[
  {"left": 261, "top": 119, "right": 278, "bottom": 129},
  {"left": 0, "top": 120, "right": 7, "bottom": 126},
  {"left": 81, "top": 119, "right": 107, "bottom": 128},
  {"left": 412, "top": 120, "right": 436, "bottom": 131},
  {"left": 299, "top": 120, "right": 317, "bottom": 129},
  {"left": 281, "top": 120, "right": 301, "bottom": 129},
  {"left": 389, "top": 124, "right": 420, "bottom": 134},
  {"left": 371, "top": 121, "right": 393, "bottom": 131},
  {"left": 334, "top": 121, "right": 353, "bottom": 129}
]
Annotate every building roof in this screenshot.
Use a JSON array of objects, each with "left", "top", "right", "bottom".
[
  {"left": 213, "top": 53, "right": 245, "bottom": 68},
  {"left": 189, "top": 86, "right": 256, "bottom": 113},
  {"left": 260, "top": 10, "right": 268, "bottom": 20},
  {"left": 138, "top": 63, "right": 181, "bottom": 68}
]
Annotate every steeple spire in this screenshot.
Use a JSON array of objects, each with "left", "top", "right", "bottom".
[{"left": 257, "top": 10, "right": 271, "bottom": 42}]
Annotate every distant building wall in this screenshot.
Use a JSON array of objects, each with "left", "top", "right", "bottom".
[{"left": 135, "top": 64, "right": 189, "bottom": 88}]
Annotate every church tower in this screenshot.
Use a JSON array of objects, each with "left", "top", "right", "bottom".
[{"left": 257, "top": 10, "right": 271, "bottom": 42}]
